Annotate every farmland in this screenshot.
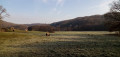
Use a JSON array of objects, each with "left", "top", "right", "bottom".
[{"left": 0, "top": 31, "right": 120, "bottom": 57}]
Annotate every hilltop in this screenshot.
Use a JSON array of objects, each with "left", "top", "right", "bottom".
[{"left": 51, "top": 15, "right": 107, "bottom": 31}]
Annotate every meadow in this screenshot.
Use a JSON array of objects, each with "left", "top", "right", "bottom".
[{"left": 0, "top": 31, "right": 120, "bottom": 57}]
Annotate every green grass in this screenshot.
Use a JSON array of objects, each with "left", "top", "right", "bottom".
[{"left": 0, "top": 31, "right": 120, "bottom": 57}]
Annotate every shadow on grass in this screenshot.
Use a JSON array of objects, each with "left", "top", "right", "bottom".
[
  {"left": 2, "top": 34, "right": 120, "bottom": 57},
  {"left": 105, "top": 34, "right": 120, "bottom": 37},
  {"left": 7, "top": 39, "right": 120, "bottom": 57}
]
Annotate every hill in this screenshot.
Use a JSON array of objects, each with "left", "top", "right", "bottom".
[
  {"left": 1, "top": 21, "right": 16, "bottom": 28},
  {"left": 51, "top": 15, "right": 107, "bottom": 31},
  {"left": 1, "top": 15, "right": 108, "bottom": 31},
  {"left": 1, "top": 21, "right": 28, "bottom": 30},
  {"left": 25, "top": 23, "right": 49, "bottom": 26}
]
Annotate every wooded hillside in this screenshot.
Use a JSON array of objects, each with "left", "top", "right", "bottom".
[{"left": 51, "top": 15, "right": 107, "bottom": 31}]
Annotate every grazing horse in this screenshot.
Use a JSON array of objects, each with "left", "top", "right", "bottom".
[
  {"left": 25, "top": 29, "right": 28, "bottom": 32},
  {"left": 11, "top": 27, "right": 15, "bottom": 32},
  {"left": 46, "top": 32, "right": 50, "bottom": 36}
]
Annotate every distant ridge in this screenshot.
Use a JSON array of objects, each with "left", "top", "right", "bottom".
[
  {"left": 1, "top": 15, "right": 107, "bottom": 31},
  {"left": 1, "top": 21, "right": 17, "bottom": 28},
  {"left": 25, "top": 23, "right": 49, "bottom": 26},
  {"left": 51, "top": 15, "right": 107, "bottom": 31}
]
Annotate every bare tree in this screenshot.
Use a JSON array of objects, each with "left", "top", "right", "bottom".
[
  {"left": 104, "top": 0, "right": 120, "bottom": 35},
  {"left": 110, "top": 0, "right": 120, "bottom": 12},
  {"left": 0, "top": 5, "right": 9, "bottom": 31}
]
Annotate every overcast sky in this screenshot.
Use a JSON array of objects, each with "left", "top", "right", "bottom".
[{"left": 0, "top": 0, "right": 115, "bottom": 24}]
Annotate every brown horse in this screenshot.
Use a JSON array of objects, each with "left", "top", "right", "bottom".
[{"left": 46, "top": 32, "right": 50, "bottom": 36}]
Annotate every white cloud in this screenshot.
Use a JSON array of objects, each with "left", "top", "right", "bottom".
[
  {"left": 57, "top": 11, "right": 62, "bottom": 15},
  {"left": 90, "top": 0, "right": 116, "bottom": 14},
  {"left": 56, "top": 0, "right": 65, "bottom": 7},
  {"left": 42, "top": 0, "right": 48, "bottom": 3},
  {"left": 42, "top": 0, "right": 65, "bottom": 6},
  {"left": 49, "top": 8, "right": 62, "bottom": 15},
  {"left": 48, "top": 0, "right": 65, "bottom": 15},
  {"left": 99, "top": 0, "right": 115, "bottom": 10},
  {"left": 53, "top": 8, "right": 57, "bottom": 11}
]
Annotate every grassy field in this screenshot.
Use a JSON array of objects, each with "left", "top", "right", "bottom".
[{"left": 0, "top": 31, "right": 120, "bottom": 57}]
